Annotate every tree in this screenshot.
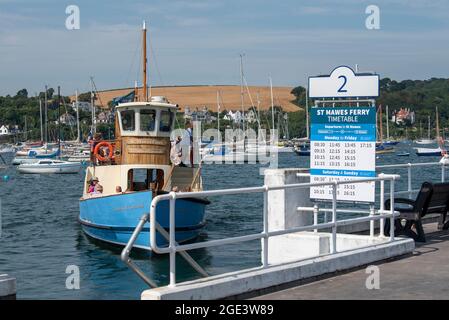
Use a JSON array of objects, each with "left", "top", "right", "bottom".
[{"left": 15, "top": 89, "right": 28, "bottom": 98}]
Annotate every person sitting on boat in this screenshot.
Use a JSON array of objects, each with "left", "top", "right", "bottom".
[
  {"left": 93, "top": 184, "right": 103, "bottom": 194},
  {"left": 88, "top": 177, "right": 99, "bottom": 193}
]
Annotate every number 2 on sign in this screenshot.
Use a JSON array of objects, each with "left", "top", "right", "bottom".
[{"left": 338, "top": 75, "right": 348, "bottom": 93}]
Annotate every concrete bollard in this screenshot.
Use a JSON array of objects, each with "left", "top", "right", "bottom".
[
  {"left": 0, "top": 274, "right": 16, "bottom": 300},
  {"left": 264, "top": 168, "right": 313, "bottom": 231}
]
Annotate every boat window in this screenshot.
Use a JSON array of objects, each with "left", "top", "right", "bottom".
[
  {"left": 127, "top": 169, "right": 164, "bottom": 192},
  {"left": 140, "top": 109, "right": 156, "bottom": 132},
  {"left": 40, "top": 161, "right": 52, "bottom": 164},
  {"left": 160, "top": 110, "right": 173, "bottom": 132},
  {"left": 121, "top": 110, "right": 135, "bottom": 131}
]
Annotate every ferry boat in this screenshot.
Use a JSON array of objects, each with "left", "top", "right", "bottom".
[{"left": 78, "top": 22, "right": 209, "bottom": 251}]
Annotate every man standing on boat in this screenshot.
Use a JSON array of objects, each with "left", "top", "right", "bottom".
[{"left": 186, "top": 121, "right": 194, "bottom": 167}]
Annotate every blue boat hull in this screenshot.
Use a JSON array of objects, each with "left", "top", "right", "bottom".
[{"left": 79, "top": 191, "right": 208, "bottom": 251}]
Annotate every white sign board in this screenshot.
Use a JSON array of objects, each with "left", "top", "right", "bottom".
[
  {"left": 309, "top": 106, "right": 376, "bottom": 202},
  {"left": 308, "top": 66, "right": 379, "bottom": 98}
]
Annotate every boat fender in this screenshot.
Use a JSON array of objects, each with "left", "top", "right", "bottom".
[{"left": 94, "top": 142, "right": 114, "bottom": 162}]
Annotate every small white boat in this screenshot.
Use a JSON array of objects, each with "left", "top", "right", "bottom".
[
  {"left": 17, "top": 159, "right": 82, "bottom": 174},
  {"left": 12, "top": 157, "right": 40, "bottom": 165},
  {"left": 415, "top": 139, "right": 436, "bottom": 145},
  {"left": 415, "top": 147, "right": 443, "bottom": 156}
]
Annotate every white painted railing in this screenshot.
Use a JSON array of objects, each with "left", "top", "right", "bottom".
[{"left": 122, "top": 174, "right": 400, "bottom": 288}]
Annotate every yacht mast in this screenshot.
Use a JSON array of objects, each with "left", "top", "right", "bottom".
[
  {"left": 386, "top": 105, "right": 390, "bottom": 141},
  {"left": 270, "top": 76, "right": 275, "bottom": 135},
  {"left": 142, "top": 20, "right": 148, "bottom": 102},
  {"left": 44, "top": 85, "right": 48, "bottom": 144},
  {"left": 39, "top": 99, "right": 43, "bottom": 142},
  {"left": 75, "top": 90, "right": 80, "bottom": 143},
  {"left": 239, "top": 54, "right": 245, "bottom": 132},
  {"left": 216, "top": 90, "right": 220, "bottom": 136},
  {"left": 90, "top": 77, "right": 95, "bottom": 135},
  {"left": 305, "top": 87, "right": 309, "bottom": 140}
]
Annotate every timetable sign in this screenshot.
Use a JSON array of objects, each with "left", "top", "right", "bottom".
[{"left": 310, "top": 106, "right": 376, "bottom": 202}]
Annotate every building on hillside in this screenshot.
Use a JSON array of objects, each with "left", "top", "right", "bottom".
[
  {"left": 391, "top": 108, "right": 415, "bottom": 125},
  {"left": 73, "top": 101, "right": 92, "bottom": 112},
  {"left": 183, "top": 106, "right": 216, "bottom": 124},
  {"left": 58, "top": 112, "right": 76, "bottom": 126},
  {"left": 246, "top": 110, "right": 257, "bottom": 124},
  {"left": 0, "top": 125, "right": 10, "bottom": 135}
]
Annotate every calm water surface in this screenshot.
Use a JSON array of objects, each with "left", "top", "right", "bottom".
[{"left": 0, "top": 143, "right": 443, "bottom": 299}]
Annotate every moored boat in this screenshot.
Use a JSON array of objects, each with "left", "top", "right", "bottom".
[{"left": 17, "top": 159, "right": 82, "bottom": 174}]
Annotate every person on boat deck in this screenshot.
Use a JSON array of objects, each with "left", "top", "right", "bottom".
[
  {"left": 170, "top": 136, "right": 183, "bottom": 166},
  {"left": 89, "top": 132, "right": 103, "bottom": 163},
  {"left": 185, "top": 122, "right": 194, "bottom": 168},
  {"left": 93, "top": 184, "right": 103, "bottom": 194},
  {"left": 88, "top": 177, "right": 99, "bottom": 193}
]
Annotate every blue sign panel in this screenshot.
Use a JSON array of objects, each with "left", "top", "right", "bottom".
[{"left": 310, "top": 106, "right": 376, "bottom": 202}]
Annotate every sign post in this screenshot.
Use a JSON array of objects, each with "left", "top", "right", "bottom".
[{"left": 308, "top": 66, "right": 379, "bottom": 203}]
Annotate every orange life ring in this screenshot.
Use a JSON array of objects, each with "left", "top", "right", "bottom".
[{"left": 94, "top": 141, "right": 114, "bottom": 162}]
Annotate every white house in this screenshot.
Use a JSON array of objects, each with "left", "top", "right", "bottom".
[{"left": 0, "top": 125, "right": 10, "bottom": 135}]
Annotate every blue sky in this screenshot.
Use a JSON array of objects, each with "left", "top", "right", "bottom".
[{"left": 1, "top": 0, "right": 449, "bottom": 96}]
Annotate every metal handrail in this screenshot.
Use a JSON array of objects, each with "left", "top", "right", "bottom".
[{"left": 122, "top": 173, "right": 400, "bottom": 288}]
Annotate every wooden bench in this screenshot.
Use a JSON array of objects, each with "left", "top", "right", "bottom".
[{"left": 384, "top": 182, "right": 449, "bottom": 242}]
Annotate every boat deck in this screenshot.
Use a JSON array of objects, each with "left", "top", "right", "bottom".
[{"left": 252, "top": 222, "right": 449, "bottom": 300}]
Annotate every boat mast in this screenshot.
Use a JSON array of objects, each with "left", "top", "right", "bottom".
[
  {"left": 379, "top": 105, "right": 383, "bottom": 143},
  {"left": 386, "top": 105, "right": 390, "bottom": 141},
  {"left": 39, "top": 99, "right": 43, "bottom": 142},
  {"left": 305, "top": 86, "right": 309, "bottom": 140},
  {"left": 143, "top": 20, "right": 148, "bottom": 102},
  {"left": 239, "top": 53, "right": 245, "bottom": 132},
  {"left": 436, "top": 106, "right": 440, "bottom": 139},
  {"left": 58, "top": 86, "right": 61, "bottom": 155},
  {"left": 216, "top": 90, "right": 220, "bottom": 136},
  {"left": 270, "top": 76, "right": 275, "bottom": 138},
  {"left": 44, "top": 85, "right": 48, "bottom": 145},
  {"left": 24, "top": 115, "right": 27, "bottom": 141},
  {"left": 90, "top": 77, "right": 95, "bottom": 135},
  {"left": 75, "top": 90, "right": 80, "bottom": 143}
]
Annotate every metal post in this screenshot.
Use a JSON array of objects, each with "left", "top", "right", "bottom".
[
  {"left": 313, "top": 204, "right": 318, "bottom": 233},
  {"left": 331, "top": 183, "right": 337, "bottom": 253},
  {"left": 380, "top": 175, "right": 385, "bottom": 237},
  {"left": 442, "top": 164, "right": 445, "bottom": 182},
  {"left": 390, "top": 179, "right": 395, "bottom": 241},
  {"left": 169, "top": 193, "right": 176, "bottom": 287},
  {"left": 407, "top": 164, "right": 412, "bottom": 199},
  {"left": 369, "top": 205, "right": 375, "bottom": 238},
  {"left": 262, "top": 187, "right": 268, "bottom": 268}
]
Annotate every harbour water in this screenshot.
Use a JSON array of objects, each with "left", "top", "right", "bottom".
[{"left": 0, "top": 143, "right": 444, "bottom": 299}]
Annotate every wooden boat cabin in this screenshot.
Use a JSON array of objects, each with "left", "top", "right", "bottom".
[{"left": 82, "top": 96, "right": 202, "bottom": 198}]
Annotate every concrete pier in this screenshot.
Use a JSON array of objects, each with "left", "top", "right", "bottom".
[
  {"left": 253, "top": 222, "right": 449, "bottom": 300},
  {"left": 141, "top": 168, "right": 416, "bottom": 300},
  {"left": 0, "top": 274, "right": 16, "bottom": 300}
]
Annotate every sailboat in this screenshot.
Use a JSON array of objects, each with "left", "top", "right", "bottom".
[
  {"left": 78, "top": 21, "right": 209, "bottom": 250},
  {"left": 383, "top": 105, "right": 399, "bottom": 146},
  {"left": 376, "top": 105, "right": 395, "bottom": 154},
  {"left": 415, "top": 107, "right": 444, "bottom": 156},
  {"left": 415, "top": 116, "right": 435, "bottom": 145}
]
